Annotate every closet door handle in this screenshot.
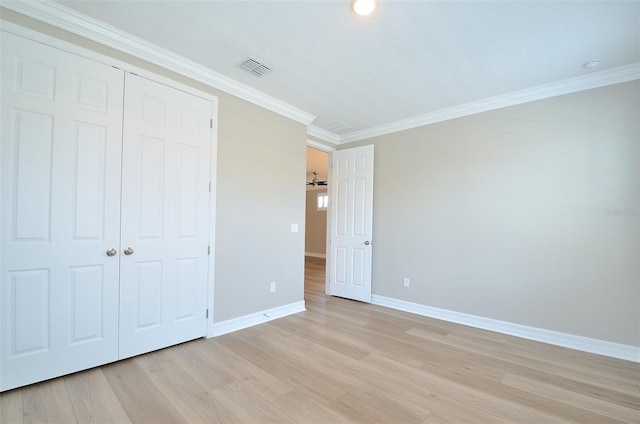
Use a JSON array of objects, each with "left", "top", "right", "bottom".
[
  {"left": 123, "top": 247, "right": 134, "bottom": 256},
  {"left": 106, "top": 248, "right": 117, "bottom": 257}
]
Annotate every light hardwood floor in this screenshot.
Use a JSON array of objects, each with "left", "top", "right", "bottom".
[{"left": 1, "top": 256, "right": 638, "bottom": 423}]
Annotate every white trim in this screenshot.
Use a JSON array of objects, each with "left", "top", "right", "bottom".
[
  {"left": 1, "top": 1, "right": 315, "bottom": 126},
  {"left": 6, "top": 1, "right": 637, "bottom": 145},
  {"left": 371, "top": 295, "right": 640, "bottom": 363},
  {"left": 305, "top": 252, "right": 326, "bottom": 259},
  {"left": 0, "top": 22, "right": 198, "bottom": 104},
  {"left": 206, "top": 99, "right": 219, "bottom": 339},
  {"left": 318, "top": 63, "right": 640, "bottom": 145},
  {"left": 307, "top": 125, "right": 341, "bottom": 145},
  {"left": 306, "top": 138, "right": 337, "bottom": 152},
  {"left": 207, "top": 301, "right": 306, "bottom": 337}
]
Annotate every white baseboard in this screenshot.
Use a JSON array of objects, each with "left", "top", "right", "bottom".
[
  {"left": 207, "top": 301, "right": 306, "bottom": 337},
  {"left": 305, "top": 252, "right": 326, "bottom": 258},
  {"left": 371, "top": 295, "right": 640, "bottom": 363}
]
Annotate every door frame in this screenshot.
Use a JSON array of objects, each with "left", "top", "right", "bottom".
[
  {"left": 1, "top": 21, "right": 219, "bottom": 339},
  {"left": 305, "top": 140, "right": 335, "bottom": 295}
]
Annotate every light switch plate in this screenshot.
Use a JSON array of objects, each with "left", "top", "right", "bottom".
[{"left": 291, "top": 223, "right": 298, "bottom": 233}]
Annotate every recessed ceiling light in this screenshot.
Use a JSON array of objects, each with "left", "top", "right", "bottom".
[
  {"left": 582, "top": 59, "right": 601, "bottom": 69},
  {"left": 351, "top": 0, "right": 376, "bottom": 16}
]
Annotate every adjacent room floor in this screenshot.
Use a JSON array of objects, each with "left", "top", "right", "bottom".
[{"left": 1, "top": 256, "right": 638, "bottom": 423}]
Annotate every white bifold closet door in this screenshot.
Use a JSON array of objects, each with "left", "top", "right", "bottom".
[
  {"left": 1, "top": 33, "right": 212, "bottom": 391},
  {"left": 0, "top": 32, "right": 125, "bottom": 390}
]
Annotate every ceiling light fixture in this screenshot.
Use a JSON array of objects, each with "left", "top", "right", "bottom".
[{"left": 351, "top": 0, "right": 376, "bottom": 16}]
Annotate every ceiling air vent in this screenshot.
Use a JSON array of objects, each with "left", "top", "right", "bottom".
[
  {"left": 326, "top": 121, "right": 352, "bottom": 134},
  {"left": 240, "top": 58, "right": 272, "bottom": 77}
]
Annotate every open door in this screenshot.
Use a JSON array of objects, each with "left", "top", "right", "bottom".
[{"left": 327, "top": 145, "right": 374, "bottom": 302}]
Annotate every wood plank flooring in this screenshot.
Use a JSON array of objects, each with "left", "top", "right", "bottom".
[{"left": 1, "top": 256, "right": 638, "bottom": 423}]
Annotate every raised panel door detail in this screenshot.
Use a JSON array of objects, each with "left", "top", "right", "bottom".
[
  {"left": 16, "top": 57, "right": 56, "bottom": 99},
  {"left": 13, "top": 111, "right": 54, "bottom": 242},
  {"left": 336, "top": 157, "right": 349, "bottom": 174},
  {"left": 334, "top": 247, "right": 347, "bottom": 285},
  {"left": 141, "top": 95, "right": 166, "bottom": 126},
  {"left": 135, "top": 261, "right": 163, "bottom": 330},
  {"left": 176, "top": 144, "right": 198, "bottom": 239},
  {"left": 353, "top": 178, "right": 366, "bottom": 237},
  {"left": 73, "top": 122, "right": 107, "bottom": 240},
  {"left": 175, "top": 258, "right": 197, "bottom": 321},
  {"left": 139, "top": 135, "right": 165, "bottom": 239},
  {"left": 75, "top": 75, "right": 108, "bottom": 112},
  {"left": 69, "top": 265, "right": 104, "bottom": 344},
  {"left": 351, "top": 248, "right": 365, "bottom": 287},
  {"left": 178, "top": 105, "right": 200, "bottom": 136},
  {"left": 335, "top": 179, "right": 349, "bottom": 236},
  {"left": 10, "top": 269, "right": 50, "bottom": 356},
  {"left": 355, "top": 154, "right": 367, "bottom": 172}
]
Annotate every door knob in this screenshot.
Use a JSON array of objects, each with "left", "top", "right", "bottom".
[
  {"left": 364, "top": 240, "right": 371, "bottom": 245},
  {"left": 106, "top": 248, "right": 117, "bottom": 257},
  {"left": 123, "top": 247, "right": 134, "bottom": 255}
]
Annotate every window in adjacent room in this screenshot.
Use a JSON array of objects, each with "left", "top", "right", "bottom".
[{"left": 317, "top": 192, "right": 328, "bottom": 211}]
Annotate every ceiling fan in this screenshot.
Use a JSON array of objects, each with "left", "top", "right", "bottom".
[{"left": 306, "top": 171, "right": 327, "bottom": 186}]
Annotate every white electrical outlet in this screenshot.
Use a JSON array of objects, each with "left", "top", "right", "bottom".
[
  {"left": 270, "top": 282, "right": 276, "bottom": 292},
  {"left": 403, "top": 277, "right": 410, "bottom": 288}
]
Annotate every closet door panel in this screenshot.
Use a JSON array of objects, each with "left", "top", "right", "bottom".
[
  {"left": 119, "top": 74, "right": 211, "bottom": 359},
  {"left": 0, "top": 33, "right": 124, "bottom": 391}
]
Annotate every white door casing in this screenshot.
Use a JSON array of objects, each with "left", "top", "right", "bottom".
[
  {"left": 0, "top": 33, "right": 125, "bottom": 391},
  {"left": 328, "top": 145, "right": 374, "bottom": 302},
  {"left": 118, "top": 74, "right": 212, "bottom": 359}
]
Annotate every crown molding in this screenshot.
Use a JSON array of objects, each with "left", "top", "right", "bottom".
[
  {"left": 4, "top": 1, "right": 637, "bottom": 143},
  {"left": 306, "top": 139, "right": 336, "bottom": 152},
  {"left": 307, "top": 125, "right": 341, "bottom": 145},
  {"left": 2, "top": 0, "right": 316, "bottom": 126},
  {"left": 337, "top": 62, "right": 640, "bottom": 144}
]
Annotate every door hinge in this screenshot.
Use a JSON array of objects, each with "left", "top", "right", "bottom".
[
  {"left": 207, "top": 245, "right": 210, "bottom": 255},
  {"left": 210, "top": 118, "right": 213, "bottom": 128},
  {"left": 209, "top": 181, "right": 212, "bottom": 192},
  {"left": 206, "top": 309, "right": 209, "bottom": 319}
]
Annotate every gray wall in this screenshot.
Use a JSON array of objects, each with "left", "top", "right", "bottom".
[
  {"left": 305, "top": 189, "right": 327, "bottom": 255},
  {"left": 215, "top": 96, "right": 306, "bottom": 321},
  {"left": 2, "top": 9, "right": 308, "bottom": 324},
  {"left": 344, "top": 81, "right": 640, "bottom": 346}
]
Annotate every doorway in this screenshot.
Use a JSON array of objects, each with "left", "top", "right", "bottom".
[{"left": 304, "top": 144, "right": 330, "bottom": 295}]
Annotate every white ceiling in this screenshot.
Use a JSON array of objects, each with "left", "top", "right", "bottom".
[{"left": 46, "top": 1, "right": 640, "bottom": 141}]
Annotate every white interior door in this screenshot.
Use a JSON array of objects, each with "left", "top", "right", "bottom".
[
  {"left": 119, "top": 74, "right": 212, "bottom": 359},
  {"left": 328, "top": 145, "right": 374, "bottom": 302},
  {"left": 0, "top": 33, "right": 124, "bottom": 391}
]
